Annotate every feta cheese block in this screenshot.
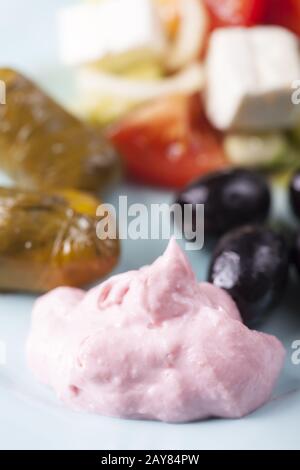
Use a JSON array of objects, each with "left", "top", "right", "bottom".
[
  {"left": 205, "top": 27, "right": 300, "bottom": 131},
  {"left": 59, "top": 0, "right": 167, "bottom": 67}
]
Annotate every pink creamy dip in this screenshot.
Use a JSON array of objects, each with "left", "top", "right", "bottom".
[{"left": 27, "top": 239, "right": 285, "bottom": 422}]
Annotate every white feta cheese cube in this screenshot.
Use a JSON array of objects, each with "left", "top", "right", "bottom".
[
  {"left": 205, "top": 27, "right": 300, "bottom": 131},
  {"left": 59, "top": 0, "right": 167, "bottom": 66}
]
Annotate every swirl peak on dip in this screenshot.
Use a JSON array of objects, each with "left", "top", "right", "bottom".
[{"left": 27, "top": 239, "right": 285, "bottom": 422}]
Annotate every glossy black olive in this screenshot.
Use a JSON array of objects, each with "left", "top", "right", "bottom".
[
  {"left": 208, "top": 226, "right": 290, "bottom": 325},
  {"left": 176, "top": 169, "right": 271, "bottom": 237},
  {"left": 290, "top": 169, "right": 300, "bottom": 219}
]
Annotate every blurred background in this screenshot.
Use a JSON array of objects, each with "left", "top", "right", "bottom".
[{"left": 0, "top": 0, "right": 74, "bottom": 70}]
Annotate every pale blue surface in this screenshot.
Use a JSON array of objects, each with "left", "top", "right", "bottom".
[{"left": 0, "top": 0, "right": 300, "bottom": 451}]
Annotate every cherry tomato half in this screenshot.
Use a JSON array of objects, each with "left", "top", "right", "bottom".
[
  {"left": 108, "top": 95, "right": 227, "bottom": 189},
  {"left": 204, "top": 0, "right": 267, "bottom": 28},
  {"left": 264, "top": 0, "right": 300, "bottom": 36}
]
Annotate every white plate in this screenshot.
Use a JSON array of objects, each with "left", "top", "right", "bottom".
[{"left": 0, "top": 0, "right": 300, "bottom": 451}]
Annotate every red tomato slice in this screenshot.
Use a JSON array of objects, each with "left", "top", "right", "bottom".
[
  {"left": 264, "top": 0, "right": 300, "bottom": 36},
  {"left": 204, "top": 0, "right": 267, "bottom": 27},
  {"left": 108, "top": 95, "right": 227, "bottom": 189}
]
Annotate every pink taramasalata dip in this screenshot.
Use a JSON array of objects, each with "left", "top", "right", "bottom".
[{"left": 27, "top": 239, "right": 285, "bottom": 423}]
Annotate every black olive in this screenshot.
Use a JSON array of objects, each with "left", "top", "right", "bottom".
[
  {"left": 176, "top": 169, "right": 271, "bottom": 237},
  {"left": 208, "top": 226, "right": 290, "bottom": 326},
  {"left": 290, "top": 169, "right": 300, "bottom": 219}
]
